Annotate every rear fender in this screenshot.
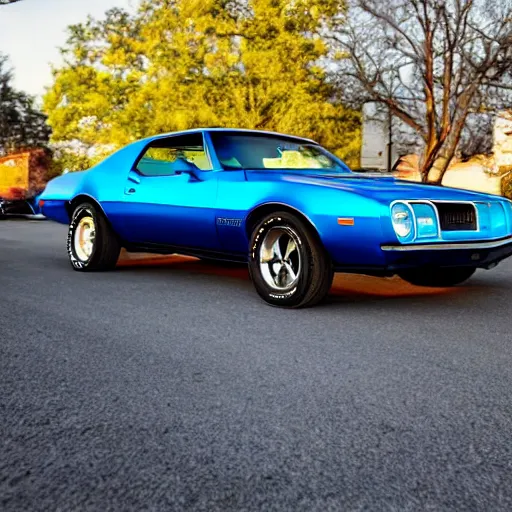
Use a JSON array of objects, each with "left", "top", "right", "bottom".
[{"left": 40, "top": 171, "right": 89, "bottom": 224}]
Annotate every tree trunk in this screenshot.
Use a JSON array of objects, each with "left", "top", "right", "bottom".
[
  {"left": 421, "top": 79, "right": 482, "bottom": 185},
  {"left": 427, "top": 154, "right": 452, "bottom": 185}
]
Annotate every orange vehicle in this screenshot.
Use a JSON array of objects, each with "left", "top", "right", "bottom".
[{"left": 0, "top": 149, "right": 51, "bottom": 217}]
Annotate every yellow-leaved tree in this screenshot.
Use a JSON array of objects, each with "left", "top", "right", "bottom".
[{"left": 44, "top": 0, "right": 361, "bottom": 171}]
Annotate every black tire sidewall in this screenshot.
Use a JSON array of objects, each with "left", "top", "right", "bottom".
[
  {"left": 68, "top": 203, "right": 98, "bottom": 270},
  {"left": 248, "top": 213, "right": 315, "bottom": 307}
]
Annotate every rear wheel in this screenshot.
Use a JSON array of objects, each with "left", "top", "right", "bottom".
[
  {"left": 398, "top": 267, "right": 476, "bottom": 287},
  {"left": 248, "top": 211, "right": 333, "bottom": 308},
  {"left": 68, "top": 202, "right": 120, "bottom": 271}
]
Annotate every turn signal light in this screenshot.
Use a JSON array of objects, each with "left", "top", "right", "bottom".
[{"left": 338, "top": 217, "right": 355, "bottom": 226}]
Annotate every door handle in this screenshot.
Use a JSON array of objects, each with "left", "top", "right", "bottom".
[
  {"left": 126, "top": 171, "right": 140, "bottom": 194},
  {"left": 128, "top": 172, "right": 141, "bottom": 184}
]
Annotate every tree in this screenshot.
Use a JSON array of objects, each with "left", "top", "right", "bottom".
[
  {"left": 44, "top": 0, "right": 361, "bottom": 171},
  {"left": 0, "top": 55, "right": 50, "bottom": 155},
  {"left": 331, "top": 0, "right": 512, "bottom": 183}
]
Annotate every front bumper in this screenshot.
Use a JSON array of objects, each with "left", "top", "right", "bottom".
[{"left": 381, "top": 236, "right": 512, "bottom": 270}]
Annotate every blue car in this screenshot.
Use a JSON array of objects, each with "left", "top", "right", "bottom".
[{"left": 39, "top": 128, "right": 512, "bottom": 308}]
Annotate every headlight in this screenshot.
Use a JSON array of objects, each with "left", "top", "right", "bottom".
[{"left": 391, "top": 202, "right": 414, "bottom": 239}]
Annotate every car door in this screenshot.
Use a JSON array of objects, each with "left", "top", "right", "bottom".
[{"left": 114, "top": 133, "right": 220, "bottom": 250}]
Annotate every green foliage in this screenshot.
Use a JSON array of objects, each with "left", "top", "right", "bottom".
[
  {"left": 0, "top": 55, "right": 50, "bottom": 155},
  {"left": 44, "top": 0, "right": 360, "bottom": 170}
]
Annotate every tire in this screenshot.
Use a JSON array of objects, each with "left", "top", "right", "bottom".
[
  {"left": 248, "top": 211, "right": 333, "bottom": 308},
  {"left": 397, "top": 266, "right": 476, "bottom": 287},
  {"left": 68, "top": 202, "right": 121, "bottom": 271}
]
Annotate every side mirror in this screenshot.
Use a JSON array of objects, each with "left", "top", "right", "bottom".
[{"left": 173, "top": 158, "right": 202, "bottom": 180}]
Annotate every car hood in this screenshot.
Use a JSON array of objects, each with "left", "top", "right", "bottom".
[{"left": 260, "top": 170, "right": 503, "bottom": 203}]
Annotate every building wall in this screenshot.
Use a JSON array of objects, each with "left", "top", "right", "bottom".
[
  {"left": 394, "top": 157, "right": 503, "bottom": 195},
  {"left": 441, "top": 160, "right": 502, "bottom": 196},
  {"left": 393, "top": 112, "right": 512, "bottom": 197},
  {"left": 360, "top": 103, "right": 399, "bottom": 170},
  {"left": 494, "top": 114, "right": 512, "bottom": 171}
]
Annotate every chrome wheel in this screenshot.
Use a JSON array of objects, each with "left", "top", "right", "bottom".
[
  {"left": 259, "top": 226, "right": 301, "bottom": 290},
  {"left": 73, "top": 216, "right": 96, "bottom": 261}
]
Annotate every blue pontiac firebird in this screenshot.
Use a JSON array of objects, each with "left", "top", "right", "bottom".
[{"left": 39, "top": 128, "right": 512, "bottom": 308}]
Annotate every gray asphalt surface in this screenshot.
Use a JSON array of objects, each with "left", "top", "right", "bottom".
[{"left": 1, "top": 219, "right": 512, "bottom": 511}]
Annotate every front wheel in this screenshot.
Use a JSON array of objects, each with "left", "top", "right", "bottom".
[
  {"left": 248, "top": 211, "right": 333, "bottom": 308},
  {"left": 397, "top": 267, "right": 476, "bottom": 287},
  {"left": 68, "top": 202, "right": 121, "bottom": 271}
]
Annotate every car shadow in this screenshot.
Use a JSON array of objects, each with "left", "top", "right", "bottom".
[
  {"left": 115, "top": 251, "right": 483, "bottom": 304},
  {"left": 116, "top": 252, "right": 250, "bottom": 279}
]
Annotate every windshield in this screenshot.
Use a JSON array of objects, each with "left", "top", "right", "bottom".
[{"left": 210, "top": 133, "right": 351, "bottom": 172}]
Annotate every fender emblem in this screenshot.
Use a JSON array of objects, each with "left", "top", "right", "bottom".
[{"left": 217, "top": 217, "right": 242, "bottom": 227}]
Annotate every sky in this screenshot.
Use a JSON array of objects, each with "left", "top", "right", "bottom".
[{"left": 0, "top": 0, "right": 136, "bottom": 100}]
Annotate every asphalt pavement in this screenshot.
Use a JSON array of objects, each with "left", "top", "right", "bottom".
[{"left": 1, "top": 219, "right": 512, "bottom": 511}]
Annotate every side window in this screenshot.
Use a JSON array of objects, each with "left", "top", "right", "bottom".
[{"left": 135, "top": 133, "right": 213, "bottom": 176}]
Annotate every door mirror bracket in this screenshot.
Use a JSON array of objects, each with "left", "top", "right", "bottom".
[{"left": 173, "top": 158, "right": 203, "bottom": 180}]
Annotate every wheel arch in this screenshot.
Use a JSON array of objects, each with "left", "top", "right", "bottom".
[
  {"left": 245, "top": 202, "right": 324, "bottom": 247},
  {"left": 67, "top": 194, "right": 123, "bottom": 249},
  {"left": 66, "top": 194, "right": 107, "bottom": 221}
]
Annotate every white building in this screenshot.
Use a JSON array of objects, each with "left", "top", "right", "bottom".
[{"left": 360, "top": 103, "right": 399, "bottom": 171}]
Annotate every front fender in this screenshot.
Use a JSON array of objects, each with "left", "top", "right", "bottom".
[
  {"left": 217, "top": 175, "right": 388, "bottom": 265},
  {"left": 299, "top": 186, "right": 389, "bottom": 267}
]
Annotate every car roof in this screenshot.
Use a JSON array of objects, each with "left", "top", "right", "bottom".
[{"left": 138, "top": 128, "right": 318, "bottom": 146}]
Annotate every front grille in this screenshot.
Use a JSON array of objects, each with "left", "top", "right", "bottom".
[{"left": 433, "top": 202, "right": 477, "bottom": 231}]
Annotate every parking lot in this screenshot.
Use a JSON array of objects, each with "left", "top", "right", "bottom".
[{"left": 1, "top": 219, "right": 512, "bottom": 510}]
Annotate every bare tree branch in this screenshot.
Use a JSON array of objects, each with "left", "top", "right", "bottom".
[{"left": 332, "top": 0, "right": 512, "bottom": 183}]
